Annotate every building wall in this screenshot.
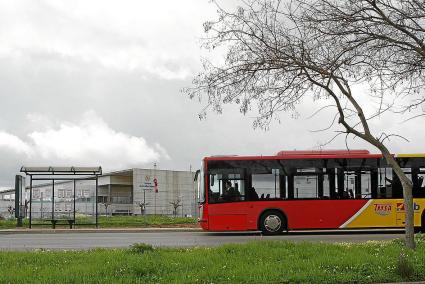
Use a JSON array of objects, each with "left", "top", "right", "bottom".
[
  {"left": 133, "top": 169, "right": 196, "bottom": 217},
  {"left": 0, "top": 199, "right": 14, "bottom": 218}
]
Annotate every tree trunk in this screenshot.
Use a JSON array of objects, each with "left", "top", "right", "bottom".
[
  {"left": 380, "top": 149, "right": 415, "bottom": 249},
  {"left": 402, "top": 182, "right": 415, "bottom": 249}
]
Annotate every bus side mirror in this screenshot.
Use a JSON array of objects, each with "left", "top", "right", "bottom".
[{"left": 194, "top": 170, "right": 200, "bottom": 182}]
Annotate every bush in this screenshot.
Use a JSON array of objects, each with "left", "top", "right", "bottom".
[
  {"left": 129, "top": 243, "right": 154, "bottom": 254},
  {"left": 396, "top": 251, "right": 414, "bottom": 279},
  {"left": 415, "top": 233, "right": 425, "bottom": 244}
]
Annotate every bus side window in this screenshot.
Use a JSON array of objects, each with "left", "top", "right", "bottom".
[
  {"left": 413, "top": 168, "right": 425, "bottom": 198},
  {"left": 251, "top": 171, "right": 280, "bottom": 199},
  {"left": 209, "top": 174, "right": 221, "bottom": 203}
]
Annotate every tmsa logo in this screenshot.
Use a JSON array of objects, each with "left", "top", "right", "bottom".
[{"left": 396, "top": 202, "right": 421, "bottom": 212}]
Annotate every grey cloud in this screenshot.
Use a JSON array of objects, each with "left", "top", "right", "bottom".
[{"left": 0, "top": 0, "right": 424, "bottom": 189}]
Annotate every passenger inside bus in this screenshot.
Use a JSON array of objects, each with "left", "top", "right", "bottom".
[
  {"left": 341, "top": 190, "right": 349, "bottom": 199},
  {"left": 222, "top": 180, "right": 241, "bottom": 201},
  {"left": 246, "top": 187, "right": 259, "bottom": 201}
]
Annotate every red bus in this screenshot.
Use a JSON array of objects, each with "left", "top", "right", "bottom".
[{"left": 196, "top": 150, "right": 425, "bottom": 234}]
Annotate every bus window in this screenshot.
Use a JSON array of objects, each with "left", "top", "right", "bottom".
[
  {"left": 290, "top": 168, "right": 329, "bottom": 199},
  {"left": 378, "top": 167, "right": 412, "bottom": 198},
  {"left": 418, "top": 169, "right": 425, "bottom": 190},
  {"left": 294, "top": 175, "right": 317, "bottom": 198},
  {"left": 378, "top": 168, "right": 393, "bottom": 198},
  {"left": 208, "top": 172, "right": 245, "bottom": 203},
  {"left": 419, "top": 169, "right": 425, "bottom": 188},
  {"left": 344, "top": 170, "right": 372, "bottom": 199},
  {"left": 413, "top": 168, "right": 425, "bottom": 198},
  {"left": 323, "top": 174, "right": 330, "bottom": 198},
  {"left": 360, "top": 171, "right": 372, "bottom": 199},
  {"left": 252, "top": 169, "right": 280, "bottom": 200},
  {"left": 209, "top": 174, "right": 221, "bottom": 203},
  {"left": 223, "top": 174, "right": 244, "bottom": 201}
]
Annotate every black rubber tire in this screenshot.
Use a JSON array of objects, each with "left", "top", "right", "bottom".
[{"left": 259, "top": 210, "right": 286, "bottom": 235}]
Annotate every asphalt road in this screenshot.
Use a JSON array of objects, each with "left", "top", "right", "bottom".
[{"left": 0, "top": 230, "right": 405, "bottom": 250}]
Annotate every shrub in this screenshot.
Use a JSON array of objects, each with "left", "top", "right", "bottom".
[
  {"left": 129, "top": 243, "right": 154, "bottom": 254},
  {"left": 396, "top": 251, "right": 414, "bottom": 279},
  {"left": 415, "top": 233, "right": 425, "bottom": 244}
]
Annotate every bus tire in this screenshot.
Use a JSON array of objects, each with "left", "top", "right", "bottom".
[{"left": 259, "top": 210, "right": 286, "bottom": 235}]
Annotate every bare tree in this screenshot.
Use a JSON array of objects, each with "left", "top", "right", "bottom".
[
  {"left": 170, "top": 199, "right": 182, "bottom": 217},
  {"left": 185, "top": 0, "right": 425, "bottom": 249},
  {"left": 297, "top": 0, "right": 425, "bottom": 112},
  {"left": 7, "top": 205, "right": 15, "bottom": 218},
  {"left": 137, "top": 201, "right": 149, "bottom": 215},
  {"left": 101, "top": 201, "right": 112, "bottom": 217}
]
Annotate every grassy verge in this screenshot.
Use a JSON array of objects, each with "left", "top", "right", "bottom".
[
  {"left": 1, "top": 236, "right": 425, "bottom": 283},
  {"left": 0, "top": 215, "right": 197, "bottom": 229},
  {"left": 97, "top": 215, "right": 196, "bottom": 228},
  {"left": 0, "top": 218, "right": 28, "bottom": 229}
]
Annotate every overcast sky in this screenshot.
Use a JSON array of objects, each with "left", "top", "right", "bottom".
[{"left": 0, "top": 0, "right": 424, "bottom": 188}]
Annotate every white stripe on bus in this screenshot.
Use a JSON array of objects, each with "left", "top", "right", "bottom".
[{"left": 339, "top": 199, "right": 374, "bottom": 228}]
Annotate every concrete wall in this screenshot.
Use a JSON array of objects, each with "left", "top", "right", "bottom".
[
  {"left": 0, "top": 200, "right": 14, "bottom": 219},
  {"left": 132, "top": 169, "right": 196, "bottom": 217}
]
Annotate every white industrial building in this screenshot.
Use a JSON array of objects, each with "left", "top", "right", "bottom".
[
  {"left": 99, "top": 168, "right": 197, "bottom": 216},
  {"left": 0, "top": 168, "right": 197, "bottom": 219},
  {"left": 0, "top": 189, "right": 15, "bottom": 218}
]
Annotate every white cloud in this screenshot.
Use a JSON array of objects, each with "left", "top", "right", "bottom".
[
  {"left": 0, "top": 132, "right": 31, "bottom": 156},
  {"left": 0, "top": 0, "right": 216, "bottom": 79},
  {"left": 0, "top": 111, "right": 167, "bottom": 170}
]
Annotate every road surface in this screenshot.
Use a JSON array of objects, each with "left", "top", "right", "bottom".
[{"left": 0, "top": 230, "right": 404, "bottom": 250}]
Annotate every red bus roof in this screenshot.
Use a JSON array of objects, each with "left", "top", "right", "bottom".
[
  {"left": 204, "top": 149, "right": 383, "bottom": 161},
  {"left": 276, "top": 149, "right": 370, "bottom": 156}
]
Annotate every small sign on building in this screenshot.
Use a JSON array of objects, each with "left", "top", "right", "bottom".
[{"left": 141, "top": 175, "right": 155, "bottom": 191}]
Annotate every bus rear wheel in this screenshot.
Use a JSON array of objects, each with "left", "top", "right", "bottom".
[{"left": 259, "top": 210, "right": 286, "bottom": 235}]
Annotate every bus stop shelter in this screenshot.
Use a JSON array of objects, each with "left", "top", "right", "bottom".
[{"left": 20, "top": 166, "right": 102, "bottom": 229}]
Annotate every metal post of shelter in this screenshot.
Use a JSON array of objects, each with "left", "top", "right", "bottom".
[
  {"left": 73, "top": 180, "right": 76, "bottom": 226},
  {"left": 52, "top": 179, "right": 55, "bottom": 227},
  {"left": 95, "top": 177, "right": 98, "bottom": 228},
  {"left": 29, "top": 175, "right": 32, "bottom": 229}
]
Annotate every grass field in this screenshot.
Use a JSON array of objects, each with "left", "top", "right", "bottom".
[
  {"left": 0, "top": 215, "right": 196, "bottom": 229},
  {"left": 97, "top": 215, "right": 196, "bottom": 228},
  {"left": 0, "top": 236, "right": 425, "bottom": 283}
]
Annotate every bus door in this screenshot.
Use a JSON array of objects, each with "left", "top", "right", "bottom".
[
  {"left": 207, "top": 173, "right": 248, "bottom": 231},
  {"left": 395, "top": 167, "right": 423, "bottom": 227},
  {"left": 375, "top": 167, "right": 406, "bottom": 227}
]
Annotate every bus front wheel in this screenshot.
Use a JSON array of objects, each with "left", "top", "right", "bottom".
[{"left": 259, "top": 210, "right": 286, "bottom": 235}]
